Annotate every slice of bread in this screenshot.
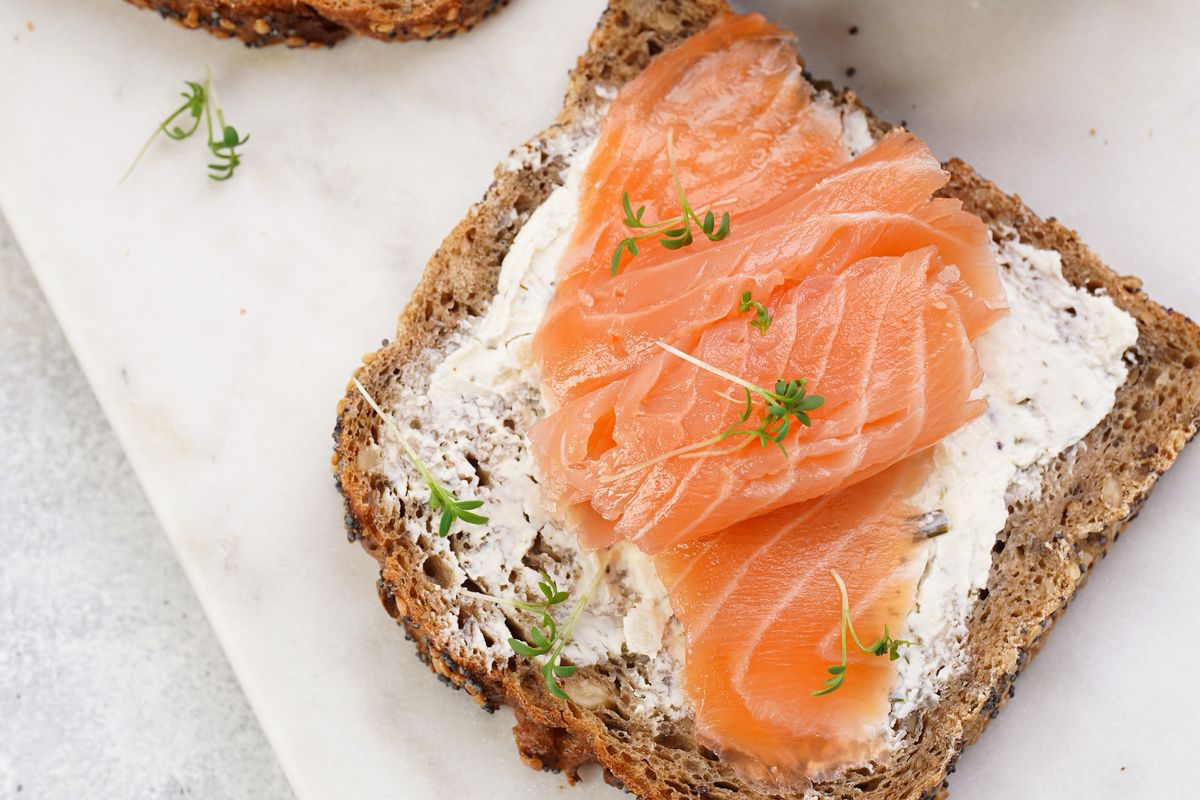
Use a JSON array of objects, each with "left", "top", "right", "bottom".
[
  {"left": 332, "top": 1, "right": 1200, "bottom": 797},
  {"left": 123, "top": 0, "right": 509, "bottom": 48}
]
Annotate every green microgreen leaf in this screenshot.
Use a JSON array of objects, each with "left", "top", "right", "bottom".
[
  {"left": 509, "top": 638, "right": 540, "bottom": 658},
  {"left": 738, "top": 290, "right": 773, "bottom": 335},
  {"left": 598, "top": 343, "right": 828, "bottom": 485},
  {"left": 713, "top": 211, "right": 732, "bottom": 240},
  {"left": 621, "top": 192, "right": 647, "bottom": 227},
  {"left": 543, "top": 663, "right": 572, "bottom": 700},
  {"left": 528, "top": 627, "right": 550, "bottom": 650},
  {"left": 609, "top": 130, "right": 734, "bottom": 274},
  {"left": 611, "top": 238, "right": 641, "bottom": 276},
  {"left": 496, "top": 553, "right": 612, "bottom": 702},
  {"left": 122, "top": 67, "right": 249, "bottom": 184}
]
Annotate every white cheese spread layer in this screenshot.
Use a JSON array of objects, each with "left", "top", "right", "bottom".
[
  {"left": 420, "top": 135, "right": 689, "bottom": 720},
  {"left": 402, "top": 119, "right": 1137, "bottom": 727},
  {"left": 891, "top": 233, "right": 1138, "bottom": 719}
]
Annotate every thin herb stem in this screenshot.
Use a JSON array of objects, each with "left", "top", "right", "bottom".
[
  {"left": 812, "top": 569, "right": 914, "bottom": 697},
  {"left": 656, "top": 340, "right": 762, "bottom": 398},
  {"left": 120, "top": 100, "right": 189, "bottom": 184},
  {"left": 354, "top": 378, "right": 440, "bottom": 490},
  {"left": 835, "top": 570, "right": 873, "bottom": 653},
  {"left": 546, "top": 550, "right": 611, "bottom": 683},
  {"left": 599, "top": 341, "right": 823, "bottom": 483},
  {"left": 489, "top": 554, "right": 612, "bottom": 701},
  {"left": 353, "top": 378, "right": 487, "bottom": 536},
  {"left": 206, "top": 66, "right": 225, "bottom": 133},
  {"left": 599, "top": 433, "right": 724, "bottom": 484},
  {"left": 463, "top": 591, "right": 560, "bottom": 616},
  {"left": 120, "top": 81, "right": 206, "bottom": 183},
  {"left": 618, "top": 198, "right": 734, "bottom": 238},
  {"left": 667, "top": 130, "right": 688, "bottom": 221},
  {"left": 202, "top": 70, "right": 215, "bottom": 150},
  {"left": 678, "top": 433, "right": 755, "bottom": 460},
  {"left": 610, "top": 131, "right": 733, "bottom": 274}
]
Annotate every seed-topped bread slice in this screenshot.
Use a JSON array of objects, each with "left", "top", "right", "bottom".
[
  {"left": 332, "top": 1, "right": 1200, "bottom": 797},
  {"left": 123, "top": 0, "right": 509, "bottom": 48}
]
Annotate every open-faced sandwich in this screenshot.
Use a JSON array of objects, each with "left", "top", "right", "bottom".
[
  {"left": 333, "top": 3, "right": 1200, "bottom": 797},
  {"left": 123, "top": 0, "right": 508, "bottom": 47}
]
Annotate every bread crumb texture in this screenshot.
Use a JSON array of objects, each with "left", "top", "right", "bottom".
[{"left": 122, "top": 0, "right": 511, "bottom": 47}]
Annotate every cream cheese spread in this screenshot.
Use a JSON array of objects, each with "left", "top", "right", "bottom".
[
  {"left": 891, "top": 232, "right": 1139, "bottom": 719},
  {"left": 382, "top": 112, "right": 1138, "bottom": 729}
]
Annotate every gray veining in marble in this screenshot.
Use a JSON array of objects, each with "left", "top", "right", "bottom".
[{"left": 0, "top": 215, "right": 294, "bottom": 800}]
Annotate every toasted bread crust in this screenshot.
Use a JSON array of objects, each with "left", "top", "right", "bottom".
[
  {"left": 332, "top": 2, "right": 1200, "bottom": 798},
  {"left": 122, "top": 0, "right": 509, "bottom": 47}
]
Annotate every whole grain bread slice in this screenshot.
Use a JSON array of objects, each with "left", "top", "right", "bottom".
[
  {"left": 332, "top": 1, "right": 1200, "bottom": 797},
  {"left": 123, "top": 0, "right": 509, "bottom": 48}
]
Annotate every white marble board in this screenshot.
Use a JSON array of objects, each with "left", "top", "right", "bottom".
[{"left": 1, "top": 1, "right": 1197, "bottom": 798}]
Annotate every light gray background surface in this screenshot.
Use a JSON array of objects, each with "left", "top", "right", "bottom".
[
  {"left": 1, "top": 2, "right": 1198, "bottom": 799},
  {"left": 0, "top": 215, "right": 292, "bottom": 800}
]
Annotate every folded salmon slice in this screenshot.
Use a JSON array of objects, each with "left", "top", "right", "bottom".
[
  {"left": 530, "top": 12, "right": 1006, "bottom": 555},
  {"left": 535, "top": 11, "right": 850, "bottom": 404},
  {"left": 537, "top": 132, "right": 1005, "bottom": 403},
  {"left": 558, "top": 12, "right": 850, "bottom": 287},
  {"left": 653, "top": 457, "right": 930, "bottom": 779},
  {"left": 533, "top": 245, "right": 990, "bottom": 552}
]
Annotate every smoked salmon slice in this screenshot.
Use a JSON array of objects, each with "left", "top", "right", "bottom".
[
  {"left": 524, "top": 9, "right": 1011, "bottom": 778},
  {"left": 535, "top": 11, "right": 849, "bottom": 404},
  {"left": 653, "top": 456, "right": 931, "bottom": 778},
  {"left": 533, "top": 244, "right": 991, "bottom": 553},
  {"left": 558, "top": 12, "right": 850, "bottom": 286},
  {"left": 536, "top": 132, "right": 1005, "bottom": 403},
  {"left": 530, "top": 12, "right": 1006, "bottom": 556}
]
